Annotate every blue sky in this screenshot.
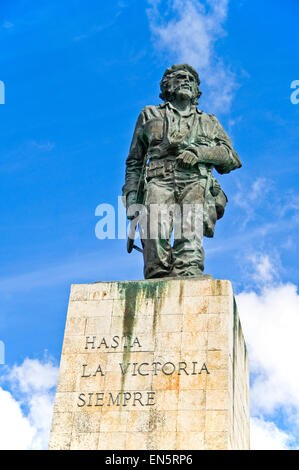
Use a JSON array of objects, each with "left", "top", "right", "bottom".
[{"left": 0, "top": 0, "right": 298, "bottom": 449}]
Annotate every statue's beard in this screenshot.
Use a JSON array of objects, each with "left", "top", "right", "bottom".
[{"left": 171, "top": 85, "right": 194, "bottom": 101}]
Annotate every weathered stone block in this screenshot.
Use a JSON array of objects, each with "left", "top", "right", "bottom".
[{"left": 49, "top": 278, "right": 250, "bottom": 450}]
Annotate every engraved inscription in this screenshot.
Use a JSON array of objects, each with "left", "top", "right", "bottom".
[{"left": 77, "top": 333, "right": 210, "bottom": 408}]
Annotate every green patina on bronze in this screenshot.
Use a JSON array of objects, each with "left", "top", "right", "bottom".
[{"left": 123, "top": 63, "right": 242, "bottom": 279}]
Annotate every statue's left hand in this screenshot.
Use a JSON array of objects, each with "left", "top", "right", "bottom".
[{"left": 176, "top": 150, "right": 198, "bottom": 169}]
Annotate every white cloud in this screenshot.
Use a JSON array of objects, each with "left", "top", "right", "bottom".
[
  {"left": 8, "top": 357, "right": 58, "bottom": 394},
  {"left": 1, "top": 254, "right": 298, "bottom": 450},
  {"left": 251, "top": 417, "right": 294, "bottom": 450},
  {"left": 236, "top": 280, "right": 299, "bottom": 448},
  {"left": 147, "top": 0, "right": 237, "bottom": 112},
  {"left": 232, "top": 177, "right": 273, "bottom": 228},
  {"left": 247, "top": 253, "right": 279, "bottom": 285},
  {"left": 0, "top": 358, "right": 58, "bottom": 450},
  {"left": 278, "top": 192, "right": 299, "bottom": 218},
  {"left": 0, "top": 388, "right": 35, "bottom": 450},
  {"left": 232, "top": 178, "right": 299, "bottom": 234}
]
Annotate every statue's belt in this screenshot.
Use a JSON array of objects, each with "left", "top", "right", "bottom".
[
  {"left": 147, "top": 158, "right": 209, "bottom": 177},
  {"left": 147, "top": 159, "right": 175, "bottom": 171}
]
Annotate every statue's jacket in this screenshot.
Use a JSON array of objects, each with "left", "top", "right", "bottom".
[{"left": 123, "top": 102, "right": 242, "bottom": 237}]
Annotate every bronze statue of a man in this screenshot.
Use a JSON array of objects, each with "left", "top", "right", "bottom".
[{"left": 123, "top": 64, "right": 241, "bottom": 279}]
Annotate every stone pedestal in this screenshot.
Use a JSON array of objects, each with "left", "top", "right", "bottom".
[{"left": 49, "top": 278, "right": 250, "bottom": 450}]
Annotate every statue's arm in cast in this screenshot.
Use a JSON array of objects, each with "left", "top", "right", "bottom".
[{"left": 177, "top": 115, "right": 242, "bottom": 174}]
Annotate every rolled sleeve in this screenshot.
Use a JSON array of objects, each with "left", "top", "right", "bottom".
[
  {"left": 122, "top": 111, "right": 147, "bottom": 196},
  {"left": 210, "top": 115, "right": 242, "bottom": 174}
]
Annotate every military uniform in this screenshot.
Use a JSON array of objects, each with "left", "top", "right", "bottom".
[{"left": 123, "top": 102, "right": 241, "bottom": 279}]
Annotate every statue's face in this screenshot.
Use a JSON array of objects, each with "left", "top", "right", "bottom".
[{"left": 167, "top": 70, "right": 197, "bottom": 101}]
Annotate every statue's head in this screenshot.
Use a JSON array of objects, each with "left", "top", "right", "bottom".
[{"left": 160, "top": 64, "right": 202, "bottom": 105}]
